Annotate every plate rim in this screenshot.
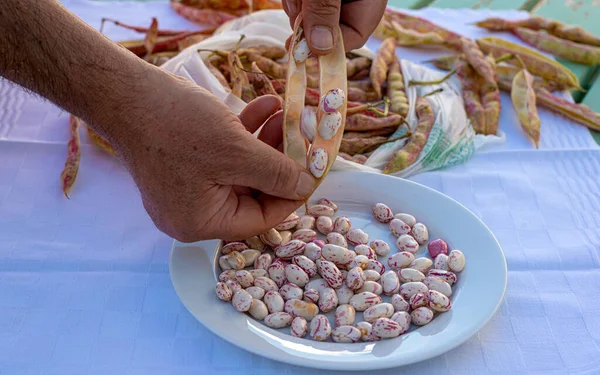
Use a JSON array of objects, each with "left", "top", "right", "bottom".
[{"left": 169, "top": 170, "right": 508, "bottom": 371}]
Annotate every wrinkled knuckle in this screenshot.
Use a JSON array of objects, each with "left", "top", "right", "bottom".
[
  {"left": 270, "top": 160, "right": 295, "bottom": 195},
  {"left": 308, "top": 0, "right": 340, "bottom": 18}
]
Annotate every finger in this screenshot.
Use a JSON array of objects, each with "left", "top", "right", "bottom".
[
  {"left": 238, "top": 95, "right": 282, "bottom": 133},
  {"left": 282, "top": 0, "right": 300, "bottom": 20},
  {"left": 258, "top": 110, "right": 283, "bottom": 149},
  {"left": 339, "top": 0, "right": 387, "bottom": 51},
  {"left": 302, "top": 0, "right": 341, "bottom": 55},
  {"left": 216, "top": 132, "right": 316, "bottom": 201},
  {"left": 220, "top": 194, "right": 304, "bottom": 240}
]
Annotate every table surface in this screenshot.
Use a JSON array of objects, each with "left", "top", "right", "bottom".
[{"left": 2, "top": 1, "right": 600, "bottom": 374}]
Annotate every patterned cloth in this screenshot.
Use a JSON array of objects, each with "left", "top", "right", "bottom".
[{"left": 0, "top": 2, "right": 599, "bottom": 374}]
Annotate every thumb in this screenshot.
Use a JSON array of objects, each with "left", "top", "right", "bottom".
[
  {"left": 233, "top": 134, "right": 317, "bottom": 201},
  {"left": 302, "top": 0, "right": 341, "bottom": 55}
]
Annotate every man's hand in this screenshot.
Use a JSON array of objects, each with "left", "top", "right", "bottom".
[
  {"left": 115, "top": 74, "right": 315, "bottom": 242},
  {"left": 283, "top": 0, "right": 388, "bottom": 54}
]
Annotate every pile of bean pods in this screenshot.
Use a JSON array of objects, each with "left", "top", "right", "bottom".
[{"left": 215, "top": 198, "right": 466, "bottom": 343}]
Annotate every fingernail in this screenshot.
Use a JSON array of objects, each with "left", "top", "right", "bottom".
[
  {"left": 296, "top": 171, "right": 316, "bottom": 198},
  {"left": 311, "top": 26, "right": 333, "bottom": 51}
]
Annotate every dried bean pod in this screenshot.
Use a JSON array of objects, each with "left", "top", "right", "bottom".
[
  {"left": 346, "top": 57, "right": 372, "bottom": 78},
  {"left": 290, "top": 316, "right": 308, "bottom": 338},
  {"left": 60, "top": 116, "right": 81, "bottom": 197},
  {"left": 334, "top": 304, "right": 356, "bottom": 327},
  {"left": 170, "top": 2, "right": 237, "bottom": 27},
  {"left": 513, "top": 27, "right": 600, "bottom": 65},
  {"left": 264, "top": 312, "right": 293, "bottom": 328},
  {"left": 249, "top": 61, "right": 279, "bottom": 97},
  {"left": 511, "top": 66, "right": 540, "bottom": 148},
  {"left": 344, "top": 113, "right": 405, "bottom": 132},
  {"left": 369, "top": 37, "right": 397, "bottom": 98},
  {"left": 309, "top": 314, "right": 331, "bottom": 341},
  {"left": 384, "top": 97, "right": 435, "bottom": 173},
  {"left": 383, "top": 9, "right": 463, "bottom": 49},
  {"left": 460, "top": 37, "right": 498, "bottom": 92}
]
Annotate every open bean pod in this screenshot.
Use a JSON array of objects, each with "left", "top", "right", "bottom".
[{"left": 283, "top": 15, "right": 348, "bottom": 192}]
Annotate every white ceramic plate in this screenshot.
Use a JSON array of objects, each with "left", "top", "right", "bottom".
[{"left": 169, "top": 170, "right": 507, "bottom": 371}]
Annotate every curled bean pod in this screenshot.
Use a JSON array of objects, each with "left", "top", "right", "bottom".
[
  {"left": 387, "top": 56, "right": 409, "bottom": 118},
  {"left": 346, "top": 57, "right": 372, "bottom": 79},
  {"left": 454, "top": 57, "right": 486, "bottom": 135},
  {"left": 369, "top": 38, "right": 397, "bottom": 98},
  {"left": 170, "top": 1, "right": 237, "bottom": 27},
  {"left": 384, "top": 97, "right": 434, "bottom": 174},
  {"left": 383, "top": 9, "right": 463, "bottom": 50},
  {"left": 511, "top": 65, "right": 540, "bottom": 148},
  {"left": 344, "top": 113, "right": 404, "bottom": 132},
  {"left": 460, "top": 37, "right": 497, "bottom": 92},
  {"left": 60, "top": 115, "right": 82, "bottom": 198}
]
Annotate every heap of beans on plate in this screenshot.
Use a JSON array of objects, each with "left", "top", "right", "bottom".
[{"left": 215, "top": 199, "right": 465, "bottom": 342}]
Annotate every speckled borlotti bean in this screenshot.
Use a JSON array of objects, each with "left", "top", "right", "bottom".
[
  {"left": 390, "top": 218, "right": 411, "bottom": 237},
  {"left": 322, "top": 88, "right": 345, "bottom": 113},
  {"left": 316, "top": 216, "right": 334, "bottom": 235},
  {"left": 264, "top": 312, "right": 293, "bottom": 328},
  {"left": 253, "top": 277, "right": 278, "bottom": 292},
  {"left": 226, "top": 251, "right": 246, "bottom": 270},
  {"left": 316, "top": 259, "right": 344, "bottom": 289},
  {"left": 248, "top": 269, "right": 268, "bottom": 279},
  {"left": 319, "top": 112, "right": 343, "bottom": 140},
  {"left": 322, "top": 244, "right": 355, "bottom": 267},
  {"left": 448, "top": 250, "right": 465, "bottom": 272},
  {"left": 349, "top": 292, "right": 382, "bottom": 311},
  {"left": 433, "top": 254, "right": 449, "bottom": 271},
  {"left": 346, "top": 267, "right": 366, "bottom": 290},
  {"left": 332, "top": 325, "right": 362, "bottom": 343},
  {"left": 411, "top": 223, "right": 429, "bottom": 245},
  {"left": 427, "top": 270, "right": 457, "bottom": 286},
  {"left": 398, "top": 268, "right": 425, "bottom": 283},
  {"left": 326, "top": 232, "right": 348, "bottom": 248},
  {"left": 411, "top": 306, "right": 434, "bottom": 326},
  {"left": 394, "top": 213, "right": 416, "bottom": 227},
  {"left": 372, "top": 317, "right": 402, "bottom": 338},
  {"left": 221, "top": 242, "right": 248, "bottom": 255},
  {"left": 356, "top": 321, "right": 380, "bottom": 342},
  {"left": 285, "top": 264, "right": 310, "bottom": 287},
  {"left": 254, "top": 253, "right": 272, "bottom": 270},
  {"left": 235, "top": 270, "right": 254, "bottom": 288},
  {"left": 318, "top": 287, "right": 339, "bottom": 313},
  {"left": 292, "top": 229, "right": 317, "bottom": 243},
  {"left": 346, "top": 228, "right": 369, "bottom": 246},
  {"left": 303, "top": 288, "right": 319, "bottom": 304},
  {"left": 275, "top": 240, "right": 306, "bottom": 260},
  {"left": 308, "top": 204, "right": 335, "bottom": 217},
  {"left": 310, "top": 315, "right": 331, "bottom": 341},
  {"left": 357, "top": 281, "right": 383, "bottom": 295},
  {"left": 409, "top": 292, "right": 429, "bottom": 310},
  {"left": 399, "top": 282, "right": 428, "bottom": 300},
  {"left": 284, "top": 299, "right": 319, "bottom": 321},
  {"left": 396, "top": 235, "right": 419, "bottom": 254},
  {"left": 249, "top": 299, "right": 269, "bottom": 320},
  {"left": 232, "top": 289, "right": 253, "bottom": 312},
  {"left": 332, "top": 216, "right": 351, "bottom": 235},
  {"left": 246, "top": 236, "right": 266, "bottom": 252},
  {"left": 317, "top": 198, "right": 338, "bottom": 212},
  {"left": 363, "top": 270, "right": 381, "bottom": 282},
  {"left": 423, "top": 276, "right": 452, "bottom": 297},
  {"left": 260, "top": 228, "right": 283, "bottom": 248},
  {"left": 219, "top": 270, "right": 237, "bottom": 283},
  {"left": 410, "top": 257, "right": 433, "bottom": 274},
  {"left": 292, "top": 255, "right": 317, "bottom": 278},
  {"left": 391, "top": 294, "right": 410, "bottom": 312},
  {"left": 305, "top": 278, "right": 329, "bottom": 294},
  {"left": 428, "top": 290, "right": 452, "bottom": 312},
  {"left": 334, "top": 304, "right": 356, "bottom": 327},
  {"left": 264, "top": 291, "right": 285, "bottom": 313},
  {"left": 390, "top": 311, "right": 411, "bottom": 334},
  {"left": 216, "top": 282, "right": 233, "bottom": 302},
  {"left": 219, "top": 256, "right": 232, "bottom": 271},
  {"left": 354, "top": 245, "right": 377, "bottom": 260},
  {"left": 370, "top": 240, "right": 391, "bottom": 257},
  {"left": 275, "top": 213, "right": 300, "bottom": 231},
  {"left": 335, "top": 284, "right": 354, "bottom": 305},
  {"left": 388, "top": 251, "right": 415, "bottom": 270},
  {"left": 246, "top": 286, "right": 265, "bottom": 300},
  {"left": 348, "top": 255, "right": 370, "bottom": 270},
  {"left": 290, "top": 317, "right": 308, "bottom": 338},
  {"left": 280, "top": 231, "right": 292, "bottom": 245},
  {"left": 372, "top": 203, "right": 394, "bottom": 223},
  {"left": 303, "top": 242, "right": 322, "bottom": 261},
  {"left": 268, "top": 262, "right": 286, "bottom": 287},
  {"left": 241, "top": 249, "right": 261, "bottom": 267},
  {"left": 366, "top": 259, "right": 386, "bottom": 275},
  {"left": 381, "top": 270, "right": 401, "bottom": 296},
  {"left": 363, "top": 303, "right": 395, "bottom": 323},
  {"left": 279, "top": 283, "right": 304, "bottom": 301},
  {"left": 296, "top": 215, "right": 316, "bottom": 230},
  {"left": 225, "top": 280, "right": 243, "bottom": 295},
  {"left": 293, "top": 38, "right": 310, "bottom": 62},
  {"left": 428, "top": 239, "right": 448, "bottom": 258}
]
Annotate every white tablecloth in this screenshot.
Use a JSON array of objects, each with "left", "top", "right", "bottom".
[{"left": 1, "top": 2, "right": 599, "bottom": 374}]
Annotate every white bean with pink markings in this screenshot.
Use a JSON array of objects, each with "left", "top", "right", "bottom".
[
  {"left": 308, "top": 205, "right": 334, "bottom": 217},
  {"left": 232, "top": 290, "right": 253, "bottom": 312},
  {"left": 448, "top": 250, "right": 466, "bottom": 272},
  {"left": 296, "top": 215, "right": 315, "bottom": 230},
  {"left": 390, "top": 311, "right": 411, "bottom": 334},
  {"left": 305, "top": 278, "right": 328, "bottom": 294},
  {"left": 221, "top": 241, "right": 248, "bottom": 255},
  {"left": 335, "top": 284, "right": 354, "bottom": 305},
  {"left": 275, "top": 213, "right": 300, "bottom": 231},
  {"left": 428, "top": 290, "right": 452, "bottom": 312},
  {"left": 356, "top": 281, "right": 383, "bottom": 295},
  {"left": 292, "top": 229, "right": 317, "bottom": 243},
  {"left": 264, "top": 291, "right": 285, "bottom": 313},
  {"left": 246, "top": 236, "right": 266, "bottom": 252},
  {"left": 219, "top": 270, "right": 236, "bottom": 282},
  {"left": 433, "top": 253, "right": 449, "bottom": 271},
  {"left": 246, "top": 286, "right": 265, "bottom": 300},
  {"left": 303, "top": 288, "right": 319, "bottom": 304},
  {"left": 394, "top": 213, "right": 416, "bottom": 227},
  {"left": 264, "top": 312, "right": 293, "bottom": 328},
  {"left": 381, "top": 270, "right": 400, "bottom": 296},
  {"left": 216, "top": 282, "right": 233, "bottom": 302},
  {"left": 248, "top": 269, "right": 268, "bottom": 279},
  {"left": 366, "top": 259, "right": 386, "bottom": 275},
  {"left": 225, "top": 280, "right": 242, "bottom": 295},
  {"left": 279, "top": 283, "right": 303, "bottom": 301},
  {"left": 356, "top": 321, "right": 380, "bottom": 342},
  {"left": 316, "top": 198, "right": 338, "bottom": 212},
  {"left": 346, "top": 267, "right": 366, "bottom": 290},
  {"left": 388, "top": 251, "right": 415, "bottom": 270},
  {"left": 424, "top": 276, "right": 452, "bottom": 297},
  {"left": 390, "top": 218, "right": 411, "bottom": 237},
  {"left": 316, "top": 216, "right": 334, "bottom": 235},
  {"left": 332, "top": 216, "right": 351, "bottom": 235},
  {"left": 410, "top": 257, "right": 433, "bottom": 274},
  {"left": 248, "top": 299, "right": 269, "bottom": 320},
  {"left": 316, "top": 259, "right": 344, "bottom": 289},
  {"left": 318, "top": 111, "right": 343, "bottom": 140},
  {"left": 399, "top": 282, "right": 428, "bottom": 300},
  {"left": 219, "top": 256, "right": 232, "bottom": 271},
  {"left": 290, "top": 316, "right": 308, "bottom": 338},
  {"left": 235, "top": 270, "right": 254, "bottom": 288},
  {"left": 332, "top": 326, "right": 362, "bottom": 343},
  {"left": 409, "top": 292, "right": 429, "bottom": 309},
  {"left": 260, "top": 228, "right": 282, "bottom": 248},
  {"left": 411, "top": 223, "right": 429, "bottom": 245},
  {"left": 334, "top": 304, "right": 356, "bottom": 327},
  {"left": 318, "top": 287, "right": 339, "bottom": 313},
  {"left": 372, "top": 318, "right": 402, "bottom": 338},
  {"left": 284, "top": 299, "right": 319, "bottom": 321},
  {"left": 254, "top": 253, "right": 272, "bottom": 270},
  {"left": 275, "top": 240, "right": 307, "bottom": 260},
  {"left": 253, "top": 276, "right": 278, "bottom": 292},
  {"left": 268, "top": 262, "right": 286, "bottom": 287},
  {"left": 303, "top": 242, "right": 322, "bottom": 261},
  {"left": 348, "top": 254, "right": 370, "bottom": 270},
  {"left": 411, "top": 306, "right": 434, "bottom": 326},
  {"left": 326, "top": 232, "right": 348, "bottom": 248},
  {"left": 309, "top": 315, "right": 331, "bottom": 341},
  {"left": 363, "top": 270, "right": 381, "bottom": 282},
  {"left": 354, "top": 245, "right": 377, "bottom": 260},
  {"left": 349, "top": 292, "right": 382, "bottom": 311},
  {"left": 280, "top": 230, "right": 292, "bottom": 245},
  {"left": 398, "top": 268, "right": 425, "bottom": 283},
  {"left": 372, "top": 203, "right": 394, "bottom": 223},
  {"left": 285, "top": 264, "right": 310, "bottom": 287},
  {"left": 396, "top": 235, "right": 419, "bottom": 253},
  {"left": 390, "top": 294, "right": 410, "bottom": 312},
  {"left": 292, "top": 255, "right": 317, "bottom": 278},
  {"left": 226, "top": 251, "right": 246, "bottom": 270},
  {"left": 346, "top": 228, "right": 369, "bottom": 246},
  {"left": 369, "top": 240, "right": 391, "bottom": 257},
  {"left": 427, "top": 270, "right": 457, "bottom": 285},
  {"left": 322, "top": 244, "right": 355, "bottom": 267},
  {"left": 363, "top": 303, "right": 394, "bottom": 323}
]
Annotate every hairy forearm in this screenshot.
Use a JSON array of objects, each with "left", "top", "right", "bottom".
[{"left": 0, "top": 0, "right": 159, "bottom": 143}]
